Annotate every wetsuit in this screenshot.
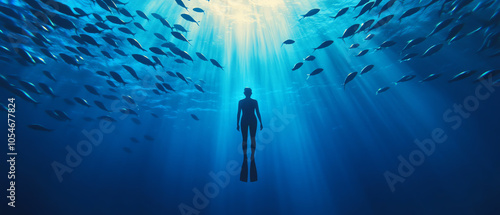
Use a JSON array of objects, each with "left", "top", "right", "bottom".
[{"left": 239, "top": 98, "right": 258, "bottom": 141}]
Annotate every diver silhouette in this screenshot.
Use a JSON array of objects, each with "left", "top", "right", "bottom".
[{"left": 237, "top": 88, "right": 262, "bottom": 182}]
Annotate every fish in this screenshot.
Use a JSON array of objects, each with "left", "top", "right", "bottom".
[
  {"left": 64, "top": 46, "right": 80, "bottom": 55},
  {"left": 155, "top": 75, "right": 165, "bottom": 82},
  {"left": 43, "top": 70, "right": 56, "bottom": 82},
  {"left": 400, "top": 53, "right": 419, "bottom": 62},
  {"left": 299, "top": 8, "right": 320, "bottom": 20},
  {"left": 178, "top": 51, "right": 193, "bottom": 62},
  {"left": 193, "top": 8, "right": 205, "bottom": 13},
  {"left": 77, "top": 47, "right": 96, "bottom": 57},
  {"left": 282, "top": 39, "right": 295, "bottom": 47},
  {"left": 74, "top": 7, "right": 89, "bottom": 17},
  {"left": 399, "top": 7, "right": 421, "bottom": 22},
  {"left": 127, "top": 38, "right": 146, "bottom": 51},
  {"left": 160, "top": 19, "right": 173, "bottom": 29},
  {"left": 151, "top": 13, "right": 164, "bottom": 20},
  {"left": 131, "top": 118, "right": 141, "bottom": 125},
  {"left": 421, "top": 44, "right": 444, "bottom": 58},
  {"left": 181, "top": 14, "right": 199, "bottom": 26},
  {"left": 80, "top": 34, "right": 101, "bottom": 47},
  {"left": 98, "top": 115, "right": 116, "bottom": 122},
  {"left": 84, "top": 24, "right": 103, "bottom": 34},
  {"left": 428, "top": 18, "right": 454, "bottom": 37},
  {"left": 152, "top": 56, "right": 164, "bottom": 67},
  {"left": 196, "top": 52, "right": 208, "bottom": 61},
  {"left": 375, "top": 41, "right": 396, "bottom": 51},
  {"left": 360, "top": 65, "right": 374, "bottom": 75},
  {"left": 356, "top": 49, "right": 369, "bottom": 57},
  {"left": 350, "top": 43, "right": 360, "bottom": 49},
  {"left": 445, "top": 24, "right": 464, "bottom": 42},
  {"left": 132, "top": 54, "right": 156, "bottom": 70},
  {"left": 340, "top": 24, "right": 360, "bottom": 41},
  {"left": 95, "top": 22, "right": 113, "bottom": 31},
  {"left": 102, "top": 51, "right": 113, "bottom": 59},
  {"left": 175, "top": 0, "right": 189, "bottom": 11},
  {"left": 63, "top": 99, "right": 76, "bottom": 106},
  {"left": 28, "top": 124, "right": 53, "bottom": 132},
  {"left": 354, "top": 0, "right": 369, "bottom": 9},
  {"left": 174, "top": 24, "right": 189, "bottom": 33},
  {"left": 94, "top": 100, "right": 110, "bottom": 112},
  {"left": 343, "top": 72, "right": 358, "bottom": 90},
  {"left": 307, "top": 68, "right": 324, "bottom": 79},
  {"left": 103, "top": 37, "right": 119, "bottom": 48},
  {"left": 292, "top": 62, "right": 304, "bottom": 71},
  {"left": 120, "top": 8, "right": 135, "bottom": 19},
  {"left": 93, "top": 13, "right": 105, "bottom": 22},
  {"left": 130, "top": 137, "right": 139, "bottom": 143},
  {"left": 119, "top": 27, "right": 136, "bottom": 36},
  {"left": 54, "top": 110, "right": 71, "bottom": 121},
  {"left": 84, "top": 85, "right": 100, "bottom": 96},
  {"left": 331, "top": 7, "right": 349, "bottom": 19},
  {"left": 18, "top": 80, "right": 41, "bottom": 94},
  {"left": 354, "top": 2, "right": 375, "bottom": 20},
  {"left": 106, "top": 80, "right": 118, "bottom": 88},
  {"left": 191, "top": 114, "right": 199, "bottom": 121},
  {"left": 120, "top": 108, "right": 138, "bottom": 115},
  {"left": 378, "top": 0, "right": 396, "bottom": 17},
  {"left": 176, "top": 72, "right": 189, "bottom": 84},
  {"left": 395, "top": 75, "right": 416, "bottom": 84},
  {"left": 313, "top": 40, "right": 333, "bottom": 52},
  {"left": 175, "top": 59, "right": 186, "bottom": 64},
  {"left": 166, "top": 71, "right": 177, "bottom": 77},
  {"left": 11, "top": 87, "right": 39, "bottom": 105},
  {"left": 171, "top": 31, "right": 191, "bottom": 44},
  {"left": 162, "top": 83, "right": 175, "bottom": 91},
  {"left": 369, "top": 15, "right": 394, "bottom": 31},
  {"left": 423, "top": 0, "right": 439, "bottom": 10},
  {"left": 41, "top": 49, "right": 58, "bottom": 61},
  {"left": 304, "top": 55, "right": 316, "bottom": 61},
  {"left": 144, "top": 135, "right": 155, "bottom": 141},
  {"left": 448, "top": 70, "right": 477, "bottom": 83},
  {"left": 373, "top": 0, "right": 383, "bottom": 8},
  {"left": 14, "top": 48, "right": 35, "bottom": 64},
  {"left": 195, "top": 84, "right": 204, "bottom": 93},
  {"left": 156, "top": 83, "right": 167, "bottom": 93},
  {"left": 136, "top": 10, "right": 149, "bottom": 21},
  {"left": 74, "top": 97, "right": 91, "bottom": 107},
  {"left": 376, "top": 86, "right": 390, "bottom": 95},
  {"left": 402, "top": 37, "right": 426, "bottom": 52},
  {"left": 210, "top": 59, "right": 224, "bottom": 70},
  {"left": 357, "top": 19, "right": 375, "bottom": 33},
  {"left": 102, "top": 94, "right": 120, "bottom": 100},
  {"left": 474, "top": 70, "right": 500, "bottom": 82},
  {"left": 122, "top": 65, "right": 140, "bottom": 80},
  {"left": 106, "top": 16, "right": 131, "bottom": 25},
  {"left": 109, "top": 71, "right": 127, "bottom": 85},
  {"left": 419, "top": 74, "right": 441, "bottom": 82},
  {"left": 38, "top": 83, "right": 57, "bottom": 97}
]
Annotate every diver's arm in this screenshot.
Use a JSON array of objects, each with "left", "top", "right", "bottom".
[
  {"left": 237, "top": 101, "right": 241, "bottom": 131},
  {"left": 256, "top": 101, "right": 263, "bottom": 130}
]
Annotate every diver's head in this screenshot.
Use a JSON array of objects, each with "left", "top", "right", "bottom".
[{"left": 244, "top": 88, "right": 252, "bottom": 98}]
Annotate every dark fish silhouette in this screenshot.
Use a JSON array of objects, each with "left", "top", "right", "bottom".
[
  {"left": 354, "top": 0, "right": 369, "bottom": 9},
  {"left": 376, "top": 86, "right": 390, "bottom": 95},
  {"left": 102, "top": 51, "right": 113, "bottom": 59},
  {"left": 127, "top": 38, "right": 146, "bottom": 51},
  {"left": 357, "top": 19, "right": 375, "bottom": 33},
  {"left": 176, "top": 72, "right": 189, "bottom": 84},
  {"left": 360, "top": 65, "right": 374, "bottom": 75},
  {"left": 120, "top": 8, "right": 135, "bottom": 19},
  {"left": 307, "top": 68, "right": 323, "bottom": 79},
  {"left": 419, "top": 74, "right": 441, "bottom": 82},
  {"left": 174, "top": 24, "right": 188, "bottom": 33},
  {"left": 94, "top": 100, "right": 110, "bottom": 112},
  {"left": 122, "top": 65, "right": 141, "bottom": 80},
  {"left": 106, "top": 16, "right": 131, "bottom": 25},
  {"left": 282, "top": 39, "right": 295, "bottom": 46},
  {"left": 42, "top": 70, "right": 56, "bottom": 82},
  {"left": 41, "top": 49, "right": 58, "bottom": 61},
  {"left": 421, "top": 44, "right": 444, "bottom": 58},
  {"left": 399, "top": 7, "right": 421, "bottom": 22},
  {"left": 304, "top": 55, "right": 316, "bottom": 61},
  {"left": 132, "top": 54, "right": 156, "bottom": 70},
  {"left": 77, "top": 47, "right": 96, "bottom": 57},
  {"left": 150, "top": 47, "right": 167, "bottom": 56},
  {"left": 448, "top": 70, "right": 477, "bottom": 83},
  {"left": 11, "top": 87, "right": 38, "bottom": 105},
  {"left": 110, "top": 71, "right": 127, "bottom": 85},
  {"left": 59, "top": 54, "right": 81, "bottom": 68},
  {"left": 119, "top": 27, "right": 136, "bottom": 36},
  {"left": 195, "top": 84, "right": 204, "bottom": 93},
  {"left": 84, "top": 85, "right": 100, "bottom": 96},
  {"left": 356, "top": 49, "right": 369, "bottom": 57},
  {"left": 350, "top": 43, "right": 360, "bottom": 49},
  {"left": 343, "top": 72, "right": 358, "bottom": 90},
  {"left": 18, "top": 80, "right": 41, "bottom": 94},
  {"left": 354, "top": 2, "right": 374, "bottom": 20},
  {"left": 395, "top": 75, "right": 416, "bottom": 84},
  {"left": 171, "top": 31, "right": 190, "bottom": 44},
  {"left": 376, "top": 41, "right": 396, "bottom": 50},
  {"left": 193, "top": 8, "right": 205, "bottom": 13},
  {"left": 191, "top": 114, "right": 199, "bottom": 120},
  {"left": 175, "top": 0, "right": 189, "bottom": 11},
  {"left": 299, "top": 8, "right": 320, "bottom": 20},
  {"left": 400, "top": 53, "right": 419, "bottom": 62},
  {"left": 340, "top": 24, "right": 360, "bottom": 41},
  {"left": 152, "top": 56, "right": 164, "bottom": 67},
  {"left": 292, "top": 62, "right": 303, "bottom": 71},
  {"left": 210, "top": 59, "right": 224, "bottom": 70},
  {"left": 162, "top": 83, "right": 175, "bottom": 91},
  {"left": 196, "top": 52, "right": 208, "bottom": 61},
  {"left": 428, "top": 18, "right": 454, "bottom": 37},
  {"left": 378, "top": 0, "right": 396, "bottom": 17},
  {"left": 136, "top": 10, "right": 149, "bottom": 21},
  {"left": 181, "top": 14, "right": 199, "bottom": 26},
  {"left": 313, "top": 40, "right": 333, "bottom": 51},
  {"left": 445, "top": 24, "right": 464, "bottom": 42},
  {"left": 331, "top": 7, "right": 349, "bottom": 19},
  {"left": 402, "top": 37, "right": 426, "bottom": 52},
  {"left": 28, "top": 124, "right": 53, "bottom": 132},
  {"left": 474, "top": 70, "right": 500, "bottom": 82},
  {"left": 369, "top": 15, "right": 394, "bottom": 31},
  {"left": 80, "top": 34, "right": 101, "bottom": 47},
  {"left": 74, "top": 97, "right": 91, "bottom": 107}
]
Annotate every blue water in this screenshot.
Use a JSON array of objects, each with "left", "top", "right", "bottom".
[{"left": 1, "top": 0, "right": 500, "bottom": 214}]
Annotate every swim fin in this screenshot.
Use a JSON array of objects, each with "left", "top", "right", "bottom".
[
  {"left": 240, "top": 159, "right": 248, "bottom": 182},
  {"left": 250, "top": 160, "right": 258, "bottom": 182}
]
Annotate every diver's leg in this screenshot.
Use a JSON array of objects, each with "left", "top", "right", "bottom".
[
  {"left": 250, "top": 136, "right": 256, "bottom": 161},
  {"left": 240, "top": 123, "right": 249, "bottom": 182},
  {"left": 249, "top": 121, "right": 257, "bottom": 161}
]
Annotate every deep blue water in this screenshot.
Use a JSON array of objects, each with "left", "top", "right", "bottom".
[{"left": 1, "top": 0, "right": 500, "bottom": 214}]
